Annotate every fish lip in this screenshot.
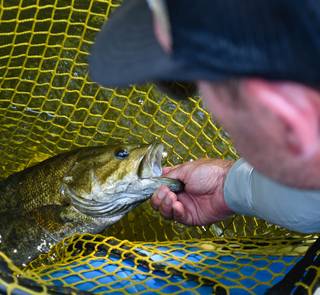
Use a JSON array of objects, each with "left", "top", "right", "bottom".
[{"left": 138, "top": 143, "right": 164, "bottom": 178}]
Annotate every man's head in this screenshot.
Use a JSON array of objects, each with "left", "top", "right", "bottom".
[
  {"left": 198, "top": 79, "right": 320, "bottom": 189},
  {"left": 89, "top": 0, "right": 320, "bottom": 189}
]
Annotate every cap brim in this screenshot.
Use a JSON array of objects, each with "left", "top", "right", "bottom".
[{"left": 89, "top": 0, "right": 185, "bottom": 88}]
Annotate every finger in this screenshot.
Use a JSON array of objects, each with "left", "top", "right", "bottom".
[
  {"left": 162, "top": 164, "right": 183, "bottom": 175},
  {"left": 150, "top": 185, "right": 171, "bottom": 210},
  {"left": 162, "top": 167, "right": 173, "bottom": 175},
  {"left": 159, "top": 191, "right": 177, "bottom": 219},
  {"left": 172, "top": 201, "right": 186, "bottom": 223},
  {"left": 164, "top": 163, "right": 189, "bottom": 180}
]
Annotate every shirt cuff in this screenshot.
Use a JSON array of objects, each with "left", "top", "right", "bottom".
[{"left": 223, "top": 158, "right": 255, "bottom": 217}]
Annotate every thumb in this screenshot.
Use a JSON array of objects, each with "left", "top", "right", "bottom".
[
  {"left": 162, "top": 164, "right": 184, "bottom": 176},
  {"left": 162, "top": 166, "right": 175, "bottom": 175},
  {"left": 163, "top": 163, "right": 189, "bottom": 180}
]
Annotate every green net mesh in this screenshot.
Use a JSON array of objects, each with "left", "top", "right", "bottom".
[{"left": 0, "top": 0, "right": 319, "bottom": 294}]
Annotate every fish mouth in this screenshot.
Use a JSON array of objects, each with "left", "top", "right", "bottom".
[{"left": 138, "top": 143, "right": 164, "bottom": 178}]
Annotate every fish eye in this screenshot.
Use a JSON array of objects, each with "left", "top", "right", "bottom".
[{"left": 115, "top": 149, "right": 129, "bottom": 159}]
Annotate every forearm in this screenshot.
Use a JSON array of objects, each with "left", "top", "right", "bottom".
[{"left": 224, "top": 158, "right": 320, "bottom": 233}]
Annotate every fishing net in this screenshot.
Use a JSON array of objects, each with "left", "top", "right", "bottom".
[{"left": 0, "top": 0, "right": 319, "bottom": 294}]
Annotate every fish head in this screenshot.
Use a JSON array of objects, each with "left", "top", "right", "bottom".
[{"left": 61, "top": 143, "right": 180, "bottom": 222}]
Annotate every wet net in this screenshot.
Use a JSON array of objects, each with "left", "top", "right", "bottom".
[{"left": 0, "top": 0, "right": 319, "bottom": 294}]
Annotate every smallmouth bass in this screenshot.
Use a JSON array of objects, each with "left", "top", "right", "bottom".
[{"left": 0, "top": 143, "right": 183, "bottom": 266}]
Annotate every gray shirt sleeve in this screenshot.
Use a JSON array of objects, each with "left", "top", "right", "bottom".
[{"left": 223, "top": 158, "right": 320, "bottom": 233}]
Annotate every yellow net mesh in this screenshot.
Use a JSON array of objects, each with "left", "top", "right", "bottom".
[{"left": 0, "top": 0, "right": 319, "bottom": 294}]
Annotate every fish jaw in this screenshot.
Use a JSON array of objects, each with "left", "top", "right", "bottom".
[{"left": 138, "top": 143, "right": 164, "bottom": 178}]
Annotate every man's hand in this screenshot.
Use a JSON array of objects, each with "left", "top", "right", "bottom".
[{"left": 151, "top": 159, "right": 235, "bottom": 225}]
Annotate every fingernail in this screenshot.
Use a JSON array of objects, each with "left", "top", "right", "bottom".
[
  {"left": 157, "top": 189, "right": 165, "bottom": 200},
  {"left": 164, "top": 196, "right": 171, "bottom": 206}
]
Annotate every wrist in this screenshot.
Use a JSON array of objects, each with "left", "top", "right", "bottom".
[
  {"left": 211, "top": 160, "right": 235, "bottom": 221},
  {"left": 219, "top": 162, "right": 235, "bottom": 217}
]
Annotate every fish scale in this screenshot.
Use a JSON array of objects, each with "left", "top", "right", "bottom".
[{"left": 0, "top": 144, "right": 183, "bottom": 266}]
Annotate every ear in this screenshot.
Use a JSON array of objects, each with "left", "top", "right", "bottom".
[{"left": 244, "top": 79, "right": 320, "bottom": 158}]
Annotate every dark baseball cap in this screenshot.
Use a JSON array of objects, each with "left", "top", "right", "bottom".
[{"left": 89, "top": 0, "right": 320, "bottom": 98}]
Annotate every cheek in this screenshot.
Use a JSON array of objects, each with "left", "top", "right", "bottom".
[
  {"left": 200, "top": 82, "right": 288, "bottom": 177},
  {"left": 203, "top": 97, "right": 262, "bottom": 157},
  {"left": 198, "top": 81, "right": 245, "bottom": 130},
  {"left": 200, "top": 91, "right": 234, "bottom": 129},
  {"left": 199, "top": 81, "right": 280, "bottom": 151},
  {"left": 200, "top": 90, "right": 241, "bottom": 137},
  {"left": 210, "top": 103, "right": 273, "bottom": 156},
  {"left": 228, "top": 113, "right": 284, "bottom": 173}
]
